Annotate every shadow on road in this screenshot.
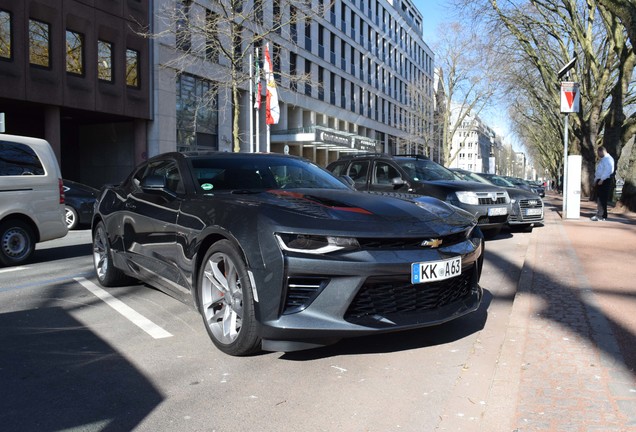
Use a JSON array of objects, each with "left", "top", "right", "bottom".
[
  {"left": 0, "top": 306, "right": 163, "bottom": 432},
  {"left": 281, "top": 290, "right": 493, "bottom": 361}
]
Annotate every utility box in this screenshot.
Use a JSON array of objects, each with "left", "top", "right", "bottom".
[{"left": 566, "top": 155, "right": 582, "bottom": 219}]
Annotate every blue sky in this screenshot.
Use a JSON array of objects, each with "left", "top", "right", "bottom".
[
  {"left": 410, "top": 0, "right": 521, "bottom": 150},
  {"left": 413, "top": 0, "right": 446, "bottom": 44}
]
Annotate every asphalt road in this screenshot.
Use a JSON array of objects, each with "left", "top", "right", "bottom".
[{"left": 0, "top": 227, "right": 533, "bottom": 432}]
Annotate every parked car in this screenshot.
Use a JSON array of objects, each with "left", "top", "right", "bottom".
[
  {"left": 63, "top": 180, "right": 98, "bottom": 229},
  {"left": 92, "top": 152, "right": 485, "bottom": 356},
  {"left": 0, "top": 134, "right": 68, "bottom": 266},
  {"left": 454, "top": 170, "right": 544, "bottom": 230},
  {"left": 502, "top": 176, "right": 545, "bottom": 197},
  {"left": 326, "top": 153, "right": 510, "bottom": 237}
]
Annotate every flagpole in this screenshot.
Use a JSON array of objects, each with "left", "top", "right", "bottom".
[
  {"left": 249, "top": 52, "right": 254, "bottom": 153},
  {"left": 255, "top": 47, "right": 260, "bottom": 153}
]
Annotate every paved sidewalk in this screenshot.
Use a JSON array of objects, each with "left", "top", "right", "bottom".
[{"left": 493, "top": 193, "right": 636, "bottom": 431}]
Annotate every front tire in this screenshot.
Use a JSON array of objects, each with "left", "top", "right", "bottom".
[
  {"left": 198, "top": 240, "right": 260, "bottom": 356},
  {"left": 92, "top": 221, "right": 135, "bottom": 286},
  {"left": 0, "top": 220, "right": 35, "bottom": 266}
]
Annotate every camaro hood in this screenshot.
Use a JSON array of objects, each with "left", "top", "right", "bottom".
[{"left": 217, "top": 188, "right": 476, "bottom": 236}]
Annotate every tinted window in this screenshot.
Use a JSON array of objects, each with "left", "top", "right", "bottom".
[
  {"left": 347, "top": 160, "right": 369, "bottom": 187},
  {"left": 396, "top": 158, "right": 456, "bottom": 181},
  {"left": 136, "top": 160, "right": 184, "bottom": 194},
  {"left": 372, "top": 162, "right": 400, "bottom": 185},
  {"left": 190, "top": 156, "right": 349, "bottom": 192},
  {"left": 328, "top": 162, "right": 346, "bottom": 177},
  {"left": 0, "top": 141, "right": 45, "bottom": 175}
]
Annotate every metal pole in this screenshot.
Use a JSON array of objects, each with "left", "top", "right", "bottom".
[
  {"left": 563, "top": 114, "right": 569, "bottom": 217},
  {"left": 249, "top": 52, "right": 254, "bottom": 153},
  {"left": 255, "top": 48, "right": 260, "bottom": 153}
]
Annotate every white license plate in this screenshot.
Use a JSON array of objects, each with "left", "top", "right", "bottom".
[
  {"left": 488, "top": 207, "right": 508, "bottom": 216},
  {"left": 526, "top": 208, "right": 543, "bottom": 216},
  {"left": 411, "top": 256, "right": 462, "bottom": 284}
]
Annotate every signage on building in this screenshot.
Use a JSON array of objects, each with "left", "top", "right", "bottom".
[
  {"left": 560, "top": 82, "right": 580, "bottom": 113},
  {"left": 318, "top": 131, "right": 351, "bottom": 147},
  {"left": 354, "top": 138, "right": 379, "bottom": 152}
]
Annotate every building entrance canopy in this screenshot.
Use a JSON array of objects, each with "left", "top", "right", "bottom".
[{"left": 270, "top": 126, "right": 380, "bottom": 153}]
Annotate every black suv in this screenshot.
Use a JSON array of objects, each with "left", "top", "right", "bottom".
[{"left": 327, "top": 154, "right": 510, "bottom": 237}]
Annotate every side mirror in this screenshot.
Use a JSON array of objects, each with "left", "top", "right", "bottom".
[
  {"left": 141, "top": 174, "right": 167, "bottom": 191},
  {"left": 391, "top": 177, "right": 407, "bottom": 189}
]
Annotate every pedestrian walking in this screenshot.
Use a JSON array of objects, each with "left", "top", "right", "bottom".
[{"left": 591, "top": 146, "right": 615, "bottom": 221}]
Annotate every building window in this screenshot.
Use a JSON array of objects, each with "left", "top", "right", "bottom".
[
  {"left": 205, "top": 10, "right": 219, "bottom": 62},
  {"left": 126, "top": 48, "right": 140, "bottom": 87},
  {"left": 0, "top": 10, "right": 11, "bottom": 59},
  {"left": 98, "top": 40, "right": 113, "bottom": 81},
  {"left": 254, "top": 0, "right": 263, "bottom": 24},
  {"left": 176, "top": 73, "right": 218, "bottom": 151},
  {"left": 66, "top": 30, "right": 84, "bottom": 75},
  {"left": 176, "top": 0, "right": 191, "bottom": 51},
  {"left": 29, "top": 19, "right": 50, "bottom": 67}
]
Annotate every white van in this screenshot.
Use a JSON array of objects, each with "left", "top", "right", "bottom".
[{"left": 0, "top": 134, "right": 68, "bottom": 266}]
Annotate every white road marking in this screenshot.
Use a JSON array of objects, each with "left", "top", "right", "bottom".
[
  {"left": 74, "top": 277, "right": 173, "bottom": 339},
  {"left": 0, "top": 266, "right": 28, "bottom": 274}
]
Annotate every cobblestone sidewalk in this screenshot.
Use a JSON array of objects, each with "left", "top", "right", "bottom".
[{"left": 509, "top": 198, "right": 636, "bottom": 432}]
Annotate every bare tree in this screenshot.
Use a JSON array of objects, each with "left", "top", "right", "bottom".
[
  {"left": 596, "top": 0, "right": 636, "bottom": 52},
  {"left": 433, "top": 22, "right": 497, "bottom": 167},
  {"left": 151, "top": 0, "right": 320, "bottom": 152},
  {"left": 457, "top": 0, "right": 636, "bottom": 205},
  {"left": 398, "top": 75, "right": 435, "bottom": 156}
]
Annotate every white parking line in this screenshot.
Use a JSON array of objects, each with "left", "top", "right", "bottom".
[{"left": 74, "top": 277, "right": 173, "bottom": 339}]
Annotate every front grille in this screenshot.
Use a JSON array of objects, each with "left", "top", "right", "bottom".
[
  {"left": 283, "top": 277, "right": 329, "bottom": 314},
  {"left": 518, "top": 199, "right": 543, "bottom": 221},
  {"left": 344, "top": 268, "right": 475, "bottom": 324},
  {"left": 477, "top": 192, "right": 508, "bottom": 205}
]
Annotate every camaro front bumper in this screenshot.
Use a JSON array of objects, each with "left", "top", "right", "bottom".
[{"left": 252, "top": 237, "right": 483, "bottom": 351}]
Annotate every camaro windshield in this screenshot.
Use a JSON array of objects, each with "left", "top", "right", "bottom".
[{"left": 190, "top": 156, "right": 350, "bottom": 192}]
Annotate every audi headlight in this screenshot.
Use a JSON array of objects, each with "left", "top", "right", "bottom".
[
  {"left": 276, "top": 234, "right": 360, "bottom": 254},
  {"left": 454, "top": 191, "right": 480, "bottom": 205}
]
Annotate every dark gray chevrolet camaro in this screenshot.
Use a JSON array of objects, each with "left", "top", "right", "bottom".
[{"left": 92, "top": 152, "right": 484, "bottom": 356}]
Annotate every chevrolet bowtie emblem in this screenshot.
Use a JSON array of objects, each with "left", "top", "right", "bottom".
[{"left": 421, "top": 238, "right": 443, "bottom": 248}]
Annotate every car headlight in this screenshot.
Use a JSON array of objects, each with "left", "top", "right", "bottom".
[
  {"left": 454, "top": 191, "right": 480, "bottom": 205},
  {"left": 510, "top": 198, "right": 517, "bottom": 204},
  {"left": 275, "top": 233, "right": 360, "bottom": 254}
]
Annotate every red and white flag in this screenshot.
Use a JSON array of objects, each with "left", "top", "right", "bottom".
[{"left": 264, "top": 43, "right": 280, "bottom": 125}]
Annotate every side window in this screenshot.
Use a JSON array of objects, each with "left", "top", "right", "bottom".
[
  {"left": 140, "top": 160, "right": 185, "bottom": 194},
  {"left": 347, "top": 160, "right": 369, "bottom": 187},
  {"left": 0, "top": 142, "right": 45, "bottom": 175},
  {"left": 372, "top": 162, "right": 400, "bottom": 185},
  {"left": 328, "top": 162, "right": 346, "bottom": 177}
]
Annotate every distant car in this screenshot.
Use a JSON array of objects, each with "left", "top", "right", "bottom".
[
  {"left": 475, "top": 172, "right": 544, "bottom": 230},
  {"left": 326, "top": 153, "right": 510, "bottom": 238},
  {"left": 502, "top": 176, "right": 545, "bottom": 197},
  {"left": 0, "top": 134, "right": 67, "bottom": 266},
  {"left": 92, "top": 152, "right": 485, "bottom": 356},
  {"left": 63, "top": 180, "right": 98, "bottom": 230}
]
